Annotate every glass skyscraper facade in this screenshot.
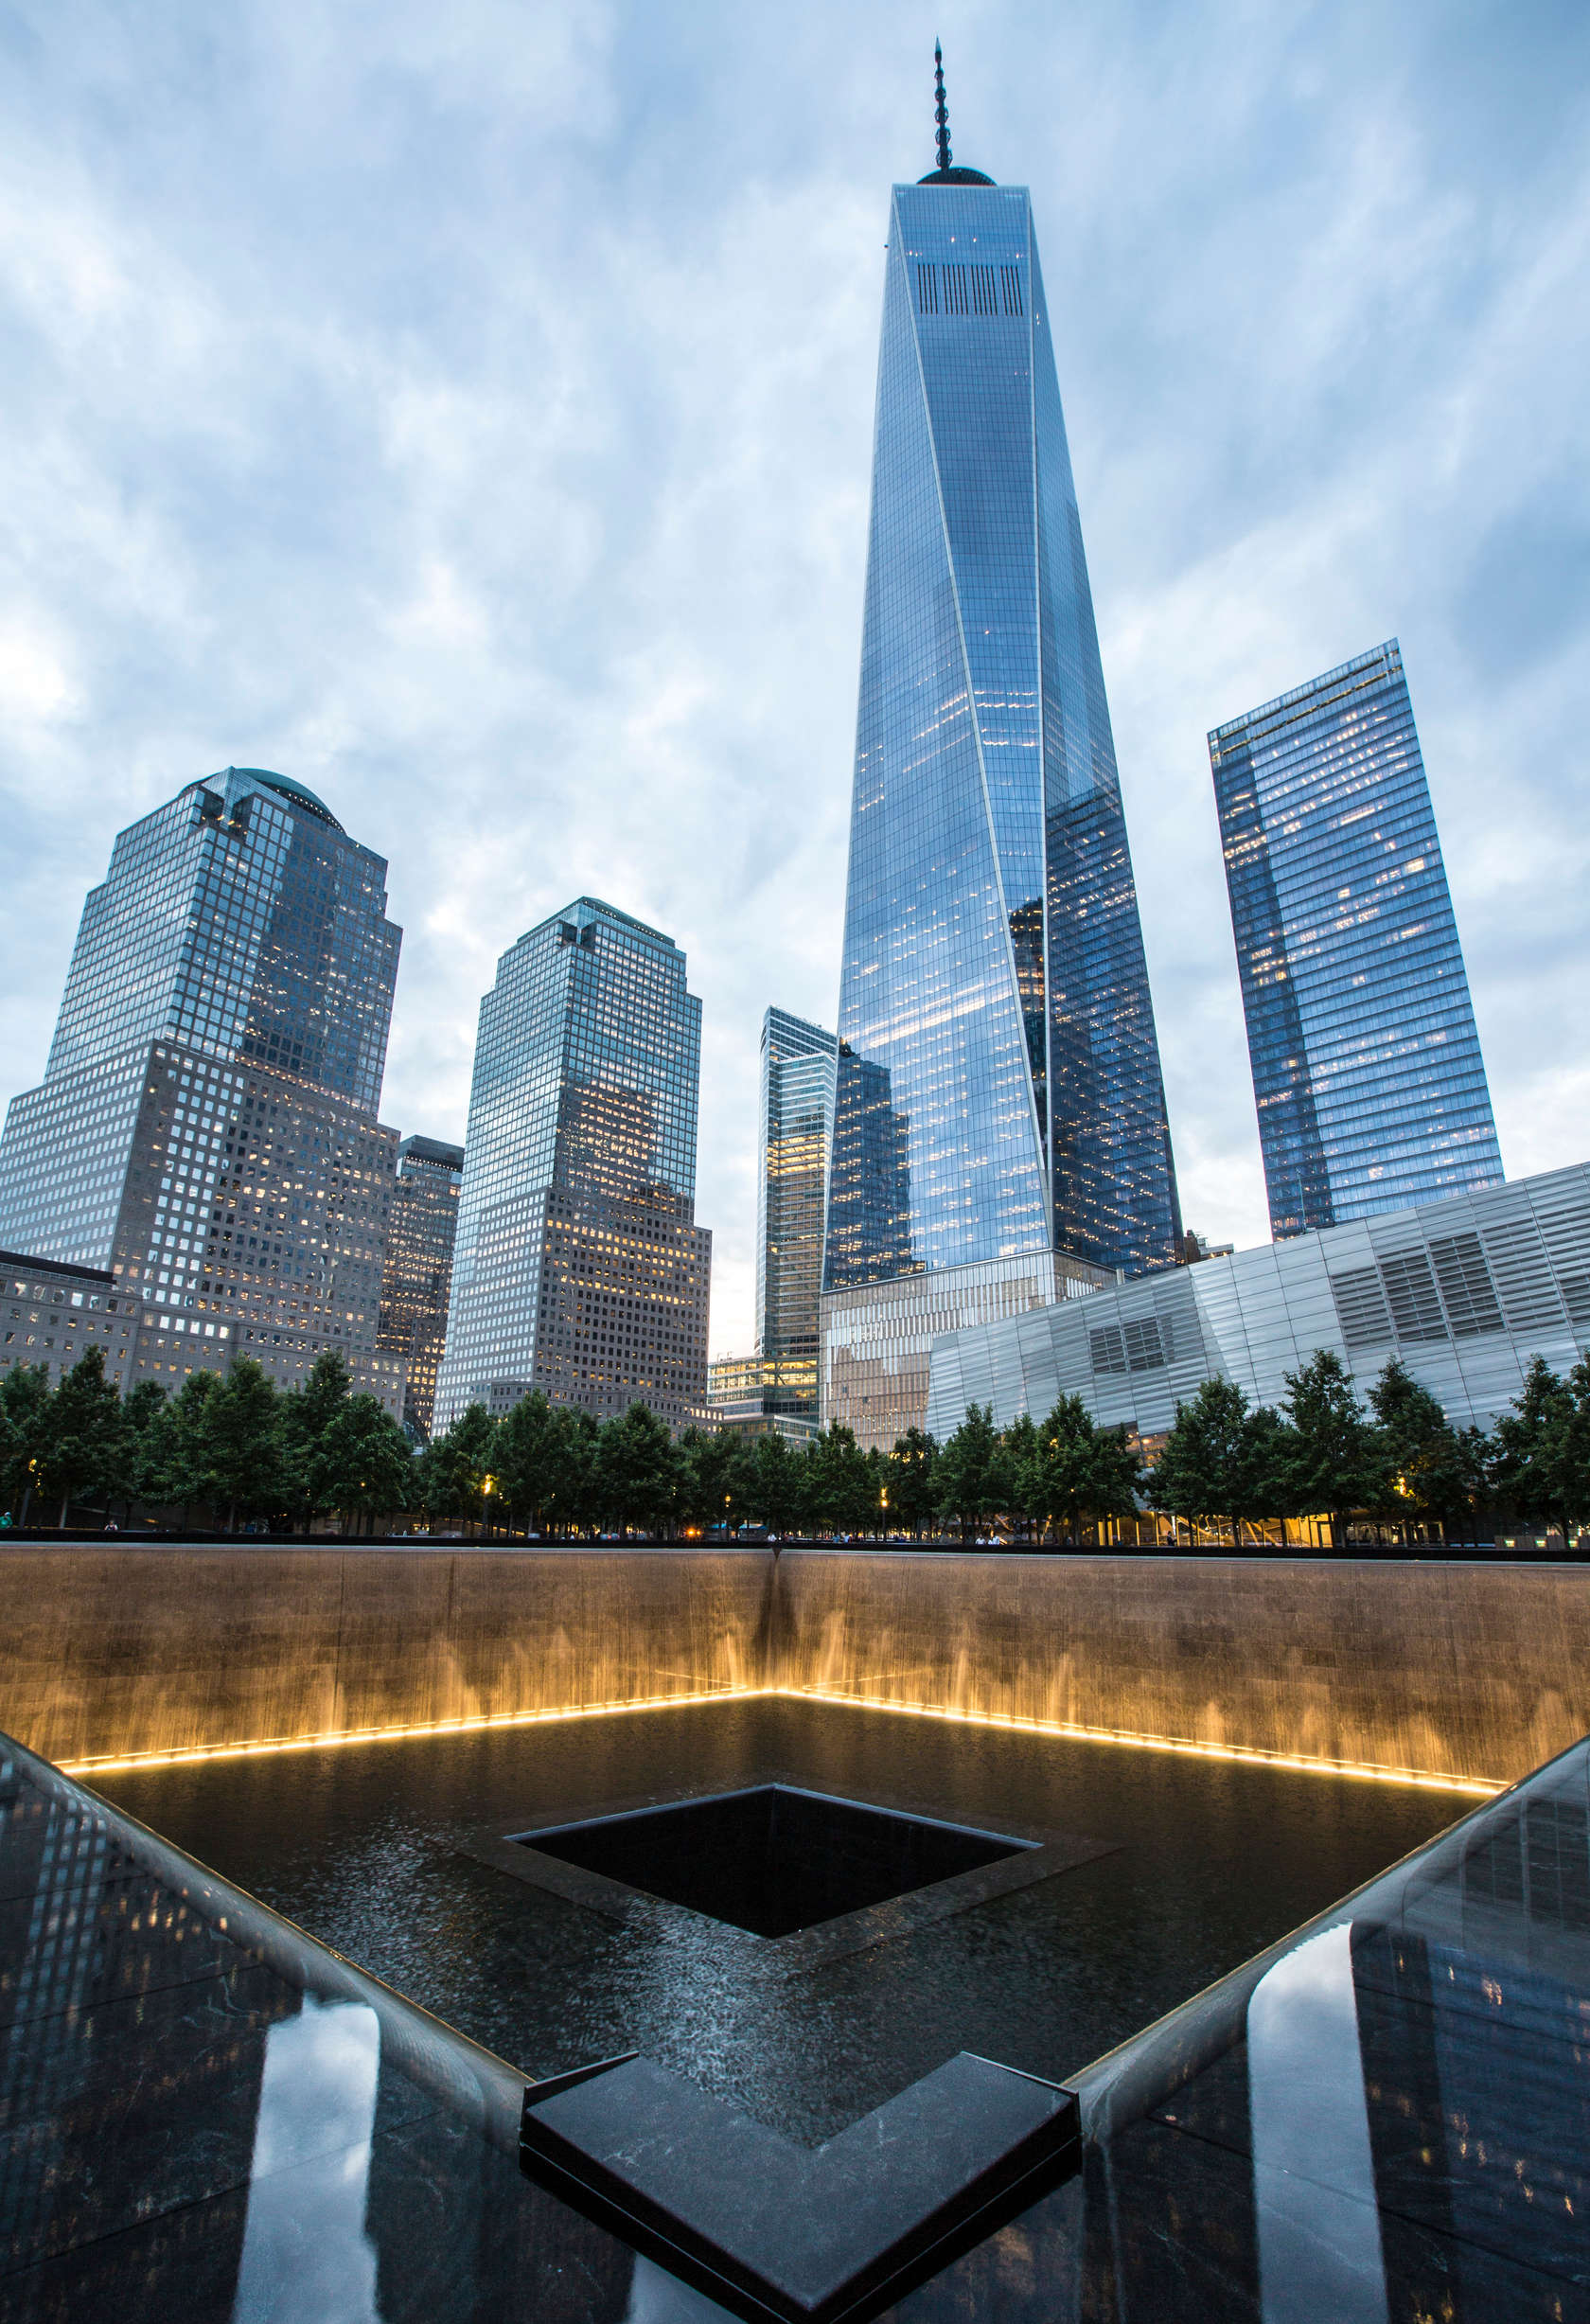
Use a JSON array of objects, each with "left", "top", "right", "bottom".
[
  {"left": 377, "top": 1134, "right": 465, "bottom": 1439},
  {"left": 823, "top": 167, "right": 1179, "bottom": 1302},
  {"left": 0, "top": 766, "right": 406, "bottom": 1408},
  {"left": 1210, "top": 640, "right": 1503, "bottom": 1239},
  {"left": 434, "top": 897, "right": 710, "bottom": 1432},
  {"left": 819, "top": 136, "right": 1175, "bottom": 1444},
  {"left": 755, "top": 1007, "right": 838, "bottom": 1418}
]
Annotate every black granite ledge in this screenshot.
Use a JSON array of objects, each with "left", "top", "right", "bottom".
[
  {"left": 0, "top": 1731, "right": 527, "bottom": 2155},
  {"left": 521, "top": 2049, "right": 1081, "bottom": 2324}
]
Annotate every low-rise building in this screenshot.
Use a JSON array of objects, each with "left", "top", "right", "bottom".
[
  {"left": 823, "top": 1252, "right": 1108, "bottom": 1451},
  {"left": 926, "top": 1162, "right": 1590, "bottom": 1444},
  {"left": 0, "top": 1250, "right": 140, "bottom": 1391},
  {"left": 706, "top": 1354, "right": 821, "bottom": 1444}
]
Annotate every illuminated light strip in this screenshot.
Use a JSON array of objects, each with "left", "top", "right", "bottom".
[
  {"left": 776, "top": 1686, "right": 1504, "bottom": 1798},
  {"left": 60, "top": 1686, "right": 774, "bottom": 1779},
  {"left": 60, "top": 1679, "right": 1506, "bottom": 1799}
]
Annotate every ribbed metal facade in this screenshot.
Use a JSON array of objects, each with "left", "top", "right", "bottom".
[{"left": 928, "top": 1162, "right": 1590, "bottom": 1441}]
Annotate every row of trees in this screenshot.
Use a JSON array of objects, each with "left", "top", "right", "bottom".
[
  {"left": 921, "top": 1351, "right": 1590, "bottom": 1547},
  {"left": 0, "top": 1349, "right": 414, "bottom": 1533},
  {"left": 0, "top": 1344, "right": 1087, "bottom": 1538},
  {"left": 5, "top": 1341, "right": 1588, "bottom": 1545},
  {"left": 1145, "top": 1349, "right": 1590, "bottom": 1548}
]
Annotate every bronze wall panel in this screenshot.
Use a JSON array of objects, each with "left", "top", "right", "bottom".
[
  {"left": 0, "top": 1545, "right": 774, "bottom": 1767},
  {"left": 3, "top": 1545, "right": 1585, "bottom": 1787},
  {"left": 776, "top": 1552, "right": 1590, "bottom": 1787}
]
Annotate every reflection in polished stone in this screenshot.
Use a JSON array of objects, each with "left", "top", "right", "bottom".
[
  {"left": 1248, "top": 1925, "right": 1387, "bottom": 2324},
  {"left": 233, "top": 1998, "right": 382, "bottom": 2324},
  {"left": 623, "top": 2256, "right": 733, "bottom": 2324}
]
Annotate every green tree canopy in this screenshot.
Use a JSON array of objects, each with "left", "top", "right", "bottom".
[
  {"left": 1021, "top": 1395, "right": 1143, "bottom": 1544},
  {"left": 595, "top": 1402, "right": 680, "bottom": 1537},
  {"left": 1029, "top": 1395, "right": 1098, "bottom": 1541},
  {"left": 1491, "top": 1356, "right": 1589, "bottom": 1549},
  {"left": 279, "top": 1351, "right": 353, "bottom": 1523},
  {"left": 677, "top": 1425, "right": 738, "bottom": 1534},
  {"left": 1145, "top": 1376, "right": 1281, "bottom": 1547},
  {"left": 885, "top": 1428, "right": 939, "bottom": 1536},
  {"left": 1088, "top": 1423, "right": 1149, "bottom": 1532},
  {"left": 40, "top": 1348, "right": 126, "bottom": 1525},
  {"left": 934, "top": 1404, "right": 1012, "bottom": 1537},
  {"left": 0, "top": 1365, "right": 53, "bottom": 1524},
  {"left": 1278, "top": 1350, "right": 1386, "bottom": 1543},
  {"left": 194, "top": 1359, "right": 284, "bottom": 1532},
  {"left": 420, "top": 1403, "right": 499, "bottom": 1525},
  {"left": 744, "top": 1430, "right": 805, "bottom": 1535},
  {"left": 998, "top": 1412, "right": 1042, "bottom": 1539},
  {"left": 309, "top": 1393, "right": 415, "bottom": 1535},
  {"left": 804, "top": 1423, "right": 876, "bottom": 1536},
  {"left": 125, "top": 1380, "right": 182, "bottom": 1512},
  {"left": 545, "top": 1403, "right": 600, "bottom": 1537},
  {"left": 1369, "top": 1357, "right": 1480, "bottom": 1535},
  {"left": 494, "top": 1390, "right": 562, "bottom": 1531}
]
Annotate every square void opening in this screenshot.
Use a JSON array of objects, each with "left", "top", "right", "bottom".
[{"left": 517, "top": 1784, "right": 1031, "bottom": 1938}]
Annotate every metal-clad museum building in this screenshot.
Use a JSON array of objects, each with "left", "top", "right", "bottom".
[{"left": 925, "top": 1162, "right": 1590, "bottom": 1442}]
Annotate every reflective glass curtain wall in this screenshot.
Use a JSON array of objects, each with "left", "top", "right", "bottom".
[
  {"left": 756, "top": 1008, "right": 838, "bottom": 1411},
  {"left": 377, "top": 1136, "right": 465, "bottom": 1438},
  {"left": 0, "top": 766, "right": 406, "bottom": 1409},
  {"left": 0, "top": 766, "right": 399, "bottom": 1271},
  {"left": 824, "top": 178, "right": 1179, "bottom": 1297},
  {"left": 434, "top": 897, "right": 709, "bottom": 1432},
  {"left": 1210, "top": 641, "right": 1503, "bottom": 1238}
]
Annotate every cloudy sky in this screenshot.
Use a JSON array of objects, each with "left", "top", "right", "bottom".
[{"left": 3, "top": 1, "right": 1588, "bottom": 1355}]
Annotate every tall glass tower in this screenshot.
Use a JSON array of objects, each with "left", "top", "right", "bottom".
[
  {"left": 0, "top": 766, "right": 406, "bottom": 1407},
  {"left": 378, "top": 1134, "right": 465, "bottom": 1439},
  {"left": 820, "top": 57, "right": 1176, "bottom": 1446},
  {"left": 756, "top": 1007, "right": 838, "bottom": 1417},
  {"left": 434, "top": 898, "right": 711, "bottom": 1432},
  {"left": 1210, "top": 639, "right": 1504, "bottom": 1238}
]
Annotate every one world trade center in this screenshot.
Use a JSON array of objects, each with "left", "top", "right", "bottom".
[{"left": 821, "top": 54, "right": 1181, "bottom": 1446}]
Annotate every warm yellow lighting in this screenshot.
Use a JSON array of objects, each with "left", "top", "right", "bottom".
[
  {"left": 775, "top": 1687, "right": 1502, "bottom": 1798},
  {"left": 61, "top": 1681, "right": 1505, "bottom": 1800},
  {"left": 62, "top": 1686, "right": 776, "bottom": 1779}
]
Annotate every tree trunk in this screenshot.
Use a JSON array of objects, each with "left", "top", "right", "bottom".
[{"left": 59, "top": 1493, "right": 69, "bottom": 1529}]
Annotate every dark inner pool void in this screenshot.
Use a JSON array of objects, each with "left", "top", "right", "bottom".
[{"left": 517, "top": 1783, "right": 1030, "bottom": 1936}]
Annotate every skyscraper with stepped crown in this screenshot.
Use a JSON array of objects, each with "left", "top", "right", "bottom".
[
  {"left": 820, "top": 51, "right": 1180, "bottom": 1447},
  {"left": 0, "top": 766, "right": 406, "bottom": 1410}
]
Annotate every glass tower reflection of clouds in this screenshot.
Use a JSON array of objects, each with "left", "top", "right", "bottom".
[
  {"left": 755, "top": 1007, "right": 838, "bottom": 1417},
  {"left": 822, "top": 140, "right": 1181, "bottom": 1307},
  {"left": 0, "top": 765, "right": 406, "bottom": 1409},
  {"left": 433, "top": 897, "right": 711, "bottom": 1434},
  {"left": 1210, "top": 640, "right": 1504, "bottom": 1240}
]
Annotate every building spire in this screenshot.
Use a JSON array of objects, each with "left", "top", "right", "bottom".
[
  {"left": 933, "top": 41, "right": 951, "bottom": 174},
  {"left": 916, "top": 44, "right": 994, "bottom": 186}
]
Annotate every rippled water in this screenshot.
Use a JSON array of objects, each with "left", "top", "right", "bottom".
[{"left": 93, "top": 1696, "right": 1462, "bottom": 2141}]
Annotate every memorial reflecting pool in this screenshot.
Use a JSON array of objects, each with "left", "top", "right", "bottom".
[{"left": 93, "top": 1694, "right": 1461, "bottom": 2144}]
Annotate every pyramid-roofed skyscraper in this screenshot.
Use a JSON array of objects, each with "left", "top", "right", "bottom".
[{"left": 820, "top": 52, "right": 1181, "bottom": 1446}]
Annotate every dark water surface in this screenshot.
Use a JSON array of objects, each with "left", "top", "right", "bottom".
[{"left": 93, "top": 1696, "right": 1464, "bottom": 2142}]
